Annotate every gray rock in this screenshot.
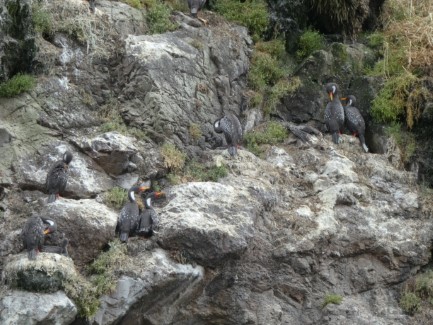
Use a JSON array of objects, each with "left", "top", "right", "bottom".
[{"left": 0, "top": 290, "right": 77, "bottom": 325}]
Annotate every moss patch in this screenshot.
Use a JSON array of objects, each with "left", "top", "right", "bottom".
[
  {"left": 321, "top": 293, "right": 343, "bottom": 309},
  {"left": 0, "top": 73, "right": 36, "bottom": 97},
  {"left": 244, "top": 121, "right": 288, "bottom": 156}
]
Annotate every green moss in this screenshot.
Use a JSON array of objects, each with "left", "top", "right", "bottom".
[
  {"left": 0, "top": 73, "right": 36, "bottom": 97},
  {"left": 296, "top": 29, "right": 324, "bottom": 60},
  {"left": 104, "top": 187, "right": 128, "bottom": 210},
  {"left": 367, "top": 32, "right": 385, "bottom": 49},
  {"left": 244, "top": 121, "right": 288, "bottom": 156},
  {"left": 213, "top": 0, "right": 269, "bottom": 41},
  {"left": 321, "top": 294, "right": 343, "bottom": 309},
  {"left": 146, "top": 0, "right": 178, "bottom": 34}
]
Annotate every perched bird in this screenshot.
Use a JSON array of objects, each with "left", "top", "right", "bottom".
[
  {"left": 46, "top": 151, "right": 73, "bottom": 203},
  {"left": 341, "top": 95, "right": 369, "bottom": 152},
  {"left": 188, "top": 0, "right": 207, "bottom": 24},
  {"left": 116, "top": 185, "right": 149, "bottom": 243},
  {"left": 214, "top": 113, "right": 243, "bottom": 157},
  {"left": 137, "top": 191, "right": 165, "bottom": 238},
  {"left": 324, "top": 83, "right": 345, "bottom": 144},
  {"left": 22, "top": 216, "right": 57, "bottom": 260}
]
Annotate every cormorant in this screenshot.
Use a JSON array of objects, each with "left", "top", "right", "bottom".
[
  {"left": 188, "top": 0, "right": 207, "bottom": 24},
  {"left": 214, "top": 113, "right": 243, "bottom": 157},
  {"left": 46, "top": 151, "right": 73, "bottom": 203},
  {"left": 22, "top": 216, "right": 57, "bottom": 260},
  {"left": 324, "top": 83, "right": 345, "bottom": 144},
  {"left": 341, "top": 95, "right": 369, "bottom": 152},
  {"left": 137, "top": 191, "right": 165, "bottom": 238},
  {"left": 116, "top": 185, "right": 149, "bottom": 243}
]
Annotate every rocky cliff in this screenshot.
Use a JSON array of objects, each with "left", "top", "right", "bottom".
[{"left": 0, "top": 0, "right": 432, "bottom": 324}]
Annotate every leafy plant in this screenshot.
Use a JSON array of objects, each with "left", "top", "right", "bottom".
[
  {"left": 0, "top": 73, "right": 36, "bottom": 98},
  {"left": 32, "top": 4, "right": 53, "bottom": 35},
  {"left": 146, "top": 0, "right": 178, "bottom": 34},
  {"left": 213, "top": 0, "right": 269, "bottom": 42},
  {"left": 160, "top": 143, "right": 186, "bottom": 171},
  {"left": 321, "top": 294, "right": 343, "bottom": 309},
  {"left": 249, "top": 51, "right": 284, "bottom": 91},
  {"left": 104, "top": 187, "right": 128, "bottom": 209},
  {"left": 244, "top": 121, "right": 288, "bottom": 156},
  {"left": 399, "top": 270, "right": 433, "bottom": 315},
  {"left": 296, "top": 29, "right": 324, "bottom": 60}
]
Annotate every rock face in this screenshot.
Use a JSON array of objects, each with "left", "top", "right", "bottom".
[
  {"left": 1, "top": 1, "right": 433, "bottom": 325},
  {"left": 0, "top": 290, "right": 77, "bottom": 325}
]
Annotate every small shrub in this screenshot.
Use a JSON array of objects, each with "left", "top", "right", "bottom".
[
  {"left": 146, "top": 0, "right": 178, "bottom": 34},
  {"left": 296, "top": 29, "right": 324, "bottom": 60},
  {"left": 32, "top": 4, "right": 53, "bottom": 35},
  {"left": 248, "top": 52, "right": 283, "bottom": 91},
  {"left": 213, "top": 0, "right": 269, "bottom": 41},
  {"left": 255, "top": 39, "right": 286, "bottom": 60},
  {"left": 321, "top": 294, "right": 343, "bottom": 309},
  {"left": 400, "top": 291, "right": 421, "bottom": 315},
  {"left": 244, "top": 121, "right": 288, "bottom": 156},
  {"left": 160, "top": 143, "right": 186, "bottom": 171},
  {"left": 264, "top": 77, "right": 301, "bottom": 115},
  {"left": 184, "top": 161, "right": 228, "bottom": 182},
  {"left": 0, "top": 74, "right": 36, "bottom": 98},
  {"left": 122, "top": 0, "right": 142, "bottom": 9},
  {"left": 104, "top": 187, "right": 128, "bottom": 209},
  {"left": 367, "top": 32, "right": 385, "bottom": 49},
  {"left": 189, "top": 123, "right": 202, "bottom": 142}
]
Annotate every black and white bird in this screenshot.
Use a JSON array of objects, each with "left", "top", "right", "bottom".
[
  {"left": 116, "top": 185, "right": 148, "bottom": 243},
  {"left": 137, "top": 191, "right": 165, "bottom": 238},
  {"left": 341, "top": 95, "right": 369, "bottom": 152},
  {"left": 22, "top": 216, "right": 57, "bottom": 260},
  {"left": 324, "top": 83, "right": 345, "bottom": 144},
  {"left": 46, "top": 151, "right": 73, "bottom": 203},
  {"left": 214, "top": 113, "right": 243, "bottom": 157},
  {"left": 188, "top": 0, "right": 207, "bottom": 24}
]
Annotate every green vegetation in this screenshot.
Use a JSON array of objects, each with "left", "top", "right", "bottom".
[
  {"left": 400, "top": 270, "right": 433, "bottom": 315},
  {"left": 98, "top": 99, "right": 148, "bottom": 140},
  {"left": 146, "top": 0, "right": 178, "bottom": 34},
  {"left": 367, "top": 32, "right": 385, "bottom": 49},
  {"left": 32, "top": 4, "right": 53, "bottom": 35},
  {"left": 296, "top": 29, "right": 324, "bottom": 60},
  {"left": 160, "top": 143, "right": 186, "bottom": 171},
  {"left": 189, "top": 123, "right": 202, "bottom": 143},
  {"left": 167, "top": 160, "right": 228, "bottom": 185},
  {"left": 64, "top": 240, "right": 127, "bottom": 317},
  {"left": 247, "top": 39, "right": 300, "bottom": 115},
  {"left": 213, "top": 0, "right": 269, "bottom": 42},
  {"left": 0, "top": 73, "right": 36, "bottom": 98},
  {"left": 321, "top": 294, "right": 343, "bottom": 309},
  {"left": 244, "top": 121, "right": 288, "bottom": 156},
  {"left": 104, "top": 187, "right": 128, "bottom": 209},
  {"left": 368, "top": 0, "right": 433, "bottom": 132}
]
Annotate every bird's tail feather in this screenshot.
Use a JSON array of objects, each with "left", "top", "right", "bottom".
[
  {"left": 120, "top": 232, "right": 129, "bottom": 243},
  {"left": 28, "top": 249, "right": 37, "bottom": 260},
  {"left": 332, "top": 132, "right": 339, "bottom": 144},
  {"left": 359, "top": 134, "right": 369, "bottom": 152},
  {"left": 228, "top": 146, "right": 237, "bottom": 157},
  {"left": 47, "top": 194, "right": 56, "bottom": 203}
]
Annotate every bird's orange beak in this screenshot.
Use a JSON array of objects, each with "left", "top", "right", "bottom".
[
  {"left": 139, "top": 186, "right": 150, "bottom": 192},
  {"left": 329, "top": 92, "right": 333, "bottom": 101},
  {"left": 340, "top": 97, "right": 346, "bottom": 100},
  {"left": 155, "top": 191, "right": 165, "bottom": 198},
  {"left": 44, "top": 229, "right": 50, "bottom": 235}
]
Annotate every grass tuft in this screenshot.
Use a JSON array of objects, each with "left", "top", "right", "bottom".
[
  {"left": 104, "top": 187, "right": 128, "bottom": 209},
  {"left": 160, "top": 143, "right": 186, "bottom": 171},
  {"left": 244, "top": 121, "right": 288, "bottom": 156},
  {"left": 321, "top": 294, "right": 343, "bottom": 309},
  {"left": 0, "top": 73, "right": 36, "bottom": 98},
  {"left": 296, "top": 29, "right": 325, "bottom": 60}
]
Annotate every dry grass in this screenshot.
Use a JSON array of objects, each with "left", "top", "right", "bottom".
[{"left": 382, "top": 0, "right": 433, "bottom": 75}]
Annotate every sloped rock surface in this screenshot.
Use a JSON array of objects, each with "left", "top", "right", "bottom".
[{"left": 0, "top": 289, "right": 77, "bottom": 325}]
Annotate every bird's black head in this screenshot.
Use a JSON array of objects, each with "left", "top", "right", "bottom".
[
  {"left": 63, "top": 151, "right": 73, "bottom": 164},
  {"left": 325, "top": 83, "right": 339, "bottom": 101},
  {"left": 347, "top": 95, "right": 356, "bottom": 106}
]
